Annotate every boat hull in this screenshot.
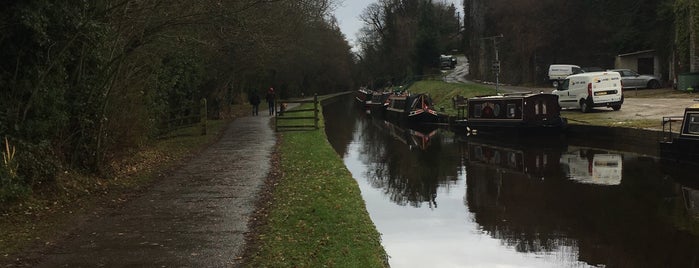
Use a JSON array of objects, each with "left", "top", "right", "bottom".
[
  {"left": 454, "top": 93, "right": 567, "bottom": 136},
  {"left": 660, "top": 138, "right": 699, "bottom": 164}
]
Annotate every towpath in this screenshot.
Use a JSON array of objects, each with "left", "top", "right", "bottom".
[{"left": 16, "top": 114, "right": 276, "bottom": 267}]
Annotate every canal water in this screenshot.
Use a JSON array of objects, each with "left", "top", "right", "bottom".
[{"left": 323, "top": 96, "right": 699, "bottom": 268}]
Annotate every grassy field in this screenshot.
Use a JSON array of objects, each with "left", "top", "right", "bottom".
[{"left": 245, "top": 99, "right": 388, "bottom": 267}]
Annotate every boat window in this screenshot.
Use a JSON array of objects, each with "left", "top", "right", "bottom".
[
  {"left": 493, "top": 104, "right": 501, "bottom": 117},
  {"left": 474, "top": 146, "right": 483, "bottom": 159},
  {"left": 543, "top": 103, "right": 547, "bottom": 114},
  {"left": 507, "top": 152, "right": 517, "bottom": 168},
  {"left": 687, "top": 113, "right": 699, "bottom": 134},
  {"left": 474, "top": 104, "right": 482, "bottom": 117},
  {"left": 410, "top": 98, "right": 419, "bottom": 109},
  {"left": 507, "top": 103, "right": 516, "bottom": 118}
]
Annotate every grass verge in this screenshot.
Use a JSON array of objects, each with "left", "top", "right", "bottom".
[
  {"left": 244, "top": 99, "right": 388, "bottom": 267},
  {"left": 406, "top": 80, "right": 495, "bottom": 115}
]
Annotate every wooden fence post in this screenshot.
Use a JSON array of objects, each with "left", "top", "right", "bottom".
[
  {"left": 200, "top": 98, "right": 207, "bottom": 135},
  {"left": 314, "top": 94, "right": 319, "bottom": 129}
]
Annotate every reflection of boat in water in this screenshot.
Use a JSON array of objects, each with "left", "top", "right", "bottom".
[
  {"left": 465, "top": 138, "right": 623, "bottom": 185},
  {"left": 453, "top": 92, "right": 567, "bottom": 135},
  {"left": 560, "top": 147, "right": 623, "bottom": 185},
  {"left": 376, "top": 119, "right": 439, "bottom": 150},
  {"left": 682, "top": 187, "right": 699, "bottom": 220},
  {"left": 465, "top": 141, "right": 699, "bottom": 267},
  {"left": 385, "top": 93, "right": 443, "bottom": 125},
  {"left": 466, "top": 136, "right": 565, "bottom": 179},
  {"left": 660, "top": 101, "right": 699, "bottom": 163}
]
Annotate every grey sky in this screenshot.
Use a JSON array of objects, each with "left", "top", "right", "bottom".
[{"left": 333, "top": 0, "right": 464, "bottom": 50}]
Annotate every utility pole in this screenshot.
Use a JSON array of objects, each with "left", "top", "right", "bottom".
[{"left": 482, "top": 34, "right": 504, "bottom": 94}]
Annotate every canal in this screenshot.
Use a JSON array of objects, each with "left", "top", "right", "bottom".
[{"left": 323, "top": 96, "right": 699, "bottom": 268}]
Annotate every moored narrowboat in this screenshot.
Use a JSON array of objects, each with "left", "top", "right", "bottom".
[
  {"left": 453, "top": 92, "right": 567, "bottom": 135},
  {"left": 355, "top": 87, "right": 373, "bottom": 105},
  {"left": 384, "top": 93, "right": 442, "bottom": 125},
  {"left": 366, "top": 91, "right": 392, "bottom": 113},
  {"left": 660, "top": 101, "right": 699, "bottom": 163}
]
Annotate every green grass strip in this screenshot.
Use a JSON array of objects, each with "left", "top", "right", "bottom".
[
  {"left": 406, "top": 80, "right": 495, "bottom": 115},
  {"left": 247, "top": 100, "right": 388, "bottom": 268}
]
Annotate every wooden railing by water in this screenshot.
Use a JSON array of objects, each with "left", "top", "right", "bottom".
[{"left": 275, "top": 94, "right": 319, "bottom": 132}]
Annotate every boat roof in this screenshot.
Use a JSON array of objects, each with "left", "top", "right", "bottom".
[
  {"left": 469, "top": 92, "right": 555, "bottom": 100},
  {"left": 690, "top": 99, "right": 699, "bottom": 109}
]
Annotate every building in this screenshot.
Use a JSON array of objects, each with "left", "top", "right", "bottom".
[{"left": 615, "top": 50, "right": 660, "bottom": 77}]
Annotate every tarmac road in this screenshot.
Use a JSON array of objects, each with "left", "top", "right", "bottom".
[{"left": 15, "top": 115, "right": 276, "bottom": 267}]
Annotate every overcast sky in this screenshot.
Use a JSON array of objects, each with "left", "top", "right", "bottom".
[{"left": 333, "top": 0, "right": 464, "bottom": 51}]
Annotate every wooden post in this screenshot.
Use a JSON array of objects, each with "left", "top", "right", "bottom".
[
  {"left": 314, "top": 94, "right": 319, "bottom": 129},
  {"left": 200, "top": 98, "right": 207, "bottom": 135}
]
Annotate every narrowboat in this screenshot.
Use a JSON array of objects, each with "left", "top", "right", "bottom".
[
  {"left": 453, "top": 92, "right": 567, "bottom": 135},
  {"left": 355, "top": 87, "right": 373, "bottom": 105},
  {"left": 366, "top": 91, "right": 392, "bottom": 113},
  {"left": 659, "top": 101, "right": 699, "bottom": 163},
  {"left": 384, "top": 93, "right": 442, "bottom": 125}
]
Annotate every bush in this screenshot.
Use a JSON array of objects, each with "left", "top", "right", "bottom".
[
  {"left": 14, "top": 140, "right": 58, "bottom": 187},
  {"left": 1, "top": 138, "right": 30, "bottom": 203}
]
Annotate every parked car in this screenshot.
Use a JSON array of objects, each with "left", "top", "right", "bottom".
[
  {"left": 440, "top": 55, "right": 456, "bottom": 69},
  {"left": 608, "top": 69, "right": 662, "bottom": 89}
]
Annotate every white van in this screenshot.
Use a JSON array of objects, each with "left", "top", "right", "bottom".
[
  {"left": 560, "top": 148, "right": 623, "bottom": 186},
  {"left": 548, "top": 64, "right": 582, "bottom": 88},
  {"left": 552, "top": 71, "right": 623, "bottom": 113}
]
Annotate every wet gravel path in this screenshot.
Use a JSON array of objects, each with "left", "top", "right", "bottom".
[{"left": 30, "top": 115, "right": 275, "bottom": 267}]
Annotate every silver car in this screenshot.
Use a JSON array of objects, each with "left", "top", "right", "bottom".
[{"left": 608, "top": 69, "right": 662, "bottom": 89}]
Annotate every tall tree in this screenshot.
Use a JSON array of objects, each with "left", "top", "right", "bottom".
[{"left": 0, "top": 0, "right": 355, "bottom": 188}]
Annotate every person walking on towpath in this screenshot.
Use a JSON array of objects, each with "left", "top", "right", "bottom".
[
  {"left": 266, "top": 87, "right": 276, "bottom": 116},
  {"left": 249, "top": 91, "right": 261, "bottom": 116}
]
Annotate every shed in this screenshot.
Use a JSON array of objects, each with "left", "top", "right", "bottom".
[{"left": 614, "top": 50, "right": 660, "bottom": 77}]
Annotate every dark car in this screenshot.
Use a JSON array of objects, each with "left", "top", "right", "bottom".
[
  {"left": 608, "top": 69, "right": 662, "bottom": 89},
  {"left": 440, "top": 55, "right": 456, "bottom": 69}
]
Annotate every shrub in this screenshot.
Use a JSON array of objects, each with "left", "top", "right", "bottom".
[{"left": 1, "top": 137, "right": 30, "bottom": 203}]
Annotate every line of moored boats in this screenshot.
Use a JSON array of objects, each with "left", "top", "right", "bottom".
[
  {"left": 355, "top": 87, "right": 699, "bottom": 164},
  {"left": 355, "top": 87, "right": 567, "bottom": 135}
]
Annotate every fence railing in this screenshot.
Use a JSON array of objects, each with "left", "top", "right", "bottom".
[
  {"left": 275, "top": 94, "right": 319, "bottom": 132},
  {"left": 159, "top": 98, "right": 207, "bottom": 136},
  {"left": 661, "top": 115, "right": 683, "bottom": 142}
]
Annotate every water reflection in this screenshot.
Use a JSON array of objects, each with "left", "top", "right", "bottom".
[
  {"left": 374, "top": 120, "right": 439, "bottom": 151},
  {"left": 323, "top": 96, "right": 699, "bottom": 267},
  {"left": 560, "top": 147, "right": 623, "bottom": 185}
]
